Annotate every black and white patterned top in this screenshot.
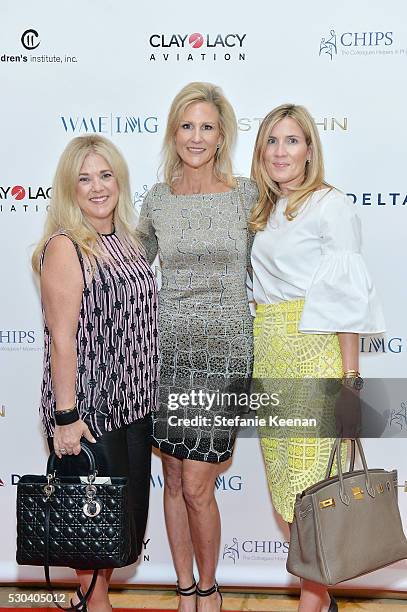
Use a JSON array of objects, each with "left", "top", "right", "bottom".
[{"left": 40, "top": 231, "right": 159, "bottom": 437}]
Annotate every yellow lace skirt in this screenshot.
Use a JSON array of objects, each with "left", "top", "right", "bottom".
[{"left": 254, "top": 299, "right": 343, "bottom": 523}]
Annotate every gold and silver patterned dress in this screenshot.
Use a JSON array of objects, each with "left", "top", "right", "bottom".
[
  {"left": 138, "top": 178, "right": 258, "bottom": 462},
  {"left": 251, "top": 188, "right": 385, "bottom": 522}
]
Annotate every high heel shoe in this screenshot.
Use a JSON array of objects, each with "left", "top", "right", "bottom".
[
  {"left": 328, "top": 595, "right": 338, "bottom": 612},
  {"left": 176, "top": 577, "right": 197, "bottom": 604},
  {"left": 70, "top": 586, "right": 87, "bottom": 611},
  {"left": 196, "top": 582, "right": 222, "bottom": 610}
]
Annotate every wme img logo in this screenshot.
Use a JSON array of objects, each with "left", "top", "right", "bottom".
[
  {"left": 150, "top": 474, "right": 242, "bottom": 491},
  {"left": 360, "top": 336, "right": 402, "bottom": 354},
  {"left": 60, "top": 115, "right": 158, "bottom": 135}
]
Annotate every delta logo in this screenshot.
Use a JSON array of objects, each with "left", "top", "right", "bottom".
[{"left": 149, "top": 32, "right": 247, "bottom": 62}]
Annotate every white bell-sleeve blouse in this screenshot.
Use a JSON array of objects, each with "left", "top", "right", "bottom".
[{"left": 251, "top": 188, "right": 385, "bottom": 334}]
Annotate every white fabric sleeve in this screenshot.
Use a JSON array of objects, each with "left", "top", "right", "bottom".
[{"left": 299, "top": 192, "right": 385, "bottom": 334}]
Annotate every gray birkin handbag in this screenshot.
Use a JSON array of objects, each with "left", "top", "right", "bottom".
[{"left": 287, "top": 438, "right": 407, "bottom": 585}]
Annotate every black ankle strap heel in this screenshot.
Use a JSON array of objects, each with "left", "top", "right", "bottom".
[
  {"left": 176, "top": 577, "right": 197, "bottom": 597},
  {"left": 328, "top": 595, "right": 338, "bottom": 612},
  {"left": 70, "top": 587, "right": 88, "bottom": 611},
  {"left": 196, "top": 582, "right": 222, "bottom": 609}
]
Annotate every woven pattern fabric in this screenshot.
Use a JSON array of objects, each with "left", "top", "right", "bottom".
[
  {"left": 138, "top": 178, "right": 258, "bottom": 462},
  {"left": 254, "top": 299, "right": 343, "bottom": 523},
  {"left": 16, "top": 476, "right": 130, "bottom": 569}
]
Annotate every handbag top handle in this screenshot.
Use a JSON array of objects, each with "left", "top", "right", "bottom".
[
  {"left": 46, "top": 442, "right": 98, "bottom": 477},
  {"left": 326, "top": 439, "right": 356, "bottom": 476},
  {"left": 326, "top": 439, "right": 375, "bottom": 505}
]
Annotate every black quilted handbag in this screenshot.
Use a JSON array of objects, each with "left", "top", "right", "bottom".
[{"left": 16, "top": 444, "right": 130, "bottom": 610}]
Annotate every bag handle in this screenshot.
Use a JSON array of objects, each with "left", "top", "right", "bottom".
[
  {"left": 44, "top": 502, "right": 98, "bottom": 611},
  {"left": 326, "top": 438, "right": 375, "bottom": 505},
  {"left": 325, "top": 439, "right": 356, "bottom": 478},
  {"left": 46, "top": 442, "right": 97, "bottom": 476}
]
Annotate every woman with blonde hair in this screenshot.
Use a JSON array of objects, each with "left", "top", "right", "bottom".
[
  {"left": 32, "top": 135, "right": 158, "bottom": 612},
  {"left": 138, "top": 82, "right": 257, "bottom": 612},
  {"left": 250, "top": 104, "right": 384, "bottom": 612}
]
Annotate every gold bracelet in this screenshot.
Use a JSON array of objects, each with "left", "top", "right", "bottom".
[
  {"left": 55, "top": 406, "right": 76, "bottom": 414},
  {"left": 343, "top": 370, "right": 360, "bottom": 378}
]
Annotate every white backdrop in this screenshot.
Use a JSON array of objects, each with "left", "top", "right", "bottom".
[{"left": 1, "top": 0, "right": 406, "bottom": 592}]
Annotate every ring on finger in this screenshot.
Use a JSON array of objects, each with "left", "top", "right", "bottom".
[{"left": 59, "top": 448, "right": 67, "bottom": 455}]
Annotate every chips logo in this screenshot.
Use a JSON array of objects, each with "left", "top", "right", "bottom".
[
  {"left": 319, "top": 28, "right": 398, "bottom": 61},
  {"left": 222, "top": 538, "right": 289, "bottom": 563}
]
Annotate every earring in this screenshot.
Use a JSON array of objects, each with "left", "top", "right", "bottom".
[{"left": 216, "top": 144, "right": 220, "bottom": 150}]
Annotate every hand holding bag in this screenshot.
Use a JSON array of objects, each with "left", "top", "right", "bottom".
[
  {"left": 16, "top": 444, "right": 131, "bottom": 610},
  {"left": 287, "top": 438, "right": 407, "bottom": 585}
]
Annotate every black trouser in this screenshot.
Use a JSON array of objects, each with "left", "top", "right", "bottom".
[{"left": 48, "top": 414, "right": 152, "bottom": 564}]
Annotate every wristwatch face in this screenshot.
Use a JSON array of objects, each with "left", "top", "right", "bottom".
[{"left": 344, "top": 376, "right": 364, "bottom": 391}]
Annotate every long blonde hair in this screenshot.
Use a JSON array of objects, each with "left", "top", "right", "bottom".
[
  {"left": 162, "top": 82, "right": 237, "bottom": 188},
  {"left": 250, "top": 104, "right": 329, "bottom": 231},
  {"left": 32, "top": 135, "right": 138, "bottom": 273}
]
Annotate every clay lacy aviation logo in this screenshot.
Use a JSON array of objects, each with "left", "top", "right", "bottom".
[
  {"left": 0, "top": 185, "right": 51, "bottom": 214},
  {"left": 222, "top": 538, "right": 289, "bottom": 563},
  {"left": 319, "top": 29, "right": 395, "bottom": 60},
  {"left": 149, "top": 32, "right": 247, "bottom": 62}
]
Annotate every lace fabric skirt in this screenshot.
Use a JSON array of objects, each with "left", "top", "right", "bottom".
[{"left": 254, "top": 299, "right": 343, "bottom": 523}]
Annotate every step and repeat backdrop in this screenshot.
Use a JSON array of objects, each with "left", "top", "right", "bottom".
[{"left": 1, "top": 0, "right": 406, "bottom": 592}]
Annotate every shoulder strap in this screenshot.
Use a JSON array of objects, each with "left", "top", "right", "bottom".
[{"left": 44, "top": 503, "right": 98, "bottom": 610}]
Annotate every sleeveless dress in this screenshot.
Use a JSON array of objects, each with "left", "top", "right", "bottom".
[
  {"left": 137, "top": 178, "right": 258, "bottom": 462},
  {"left": 40, "top": 230, "right": 159, "bottom": 437}
]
